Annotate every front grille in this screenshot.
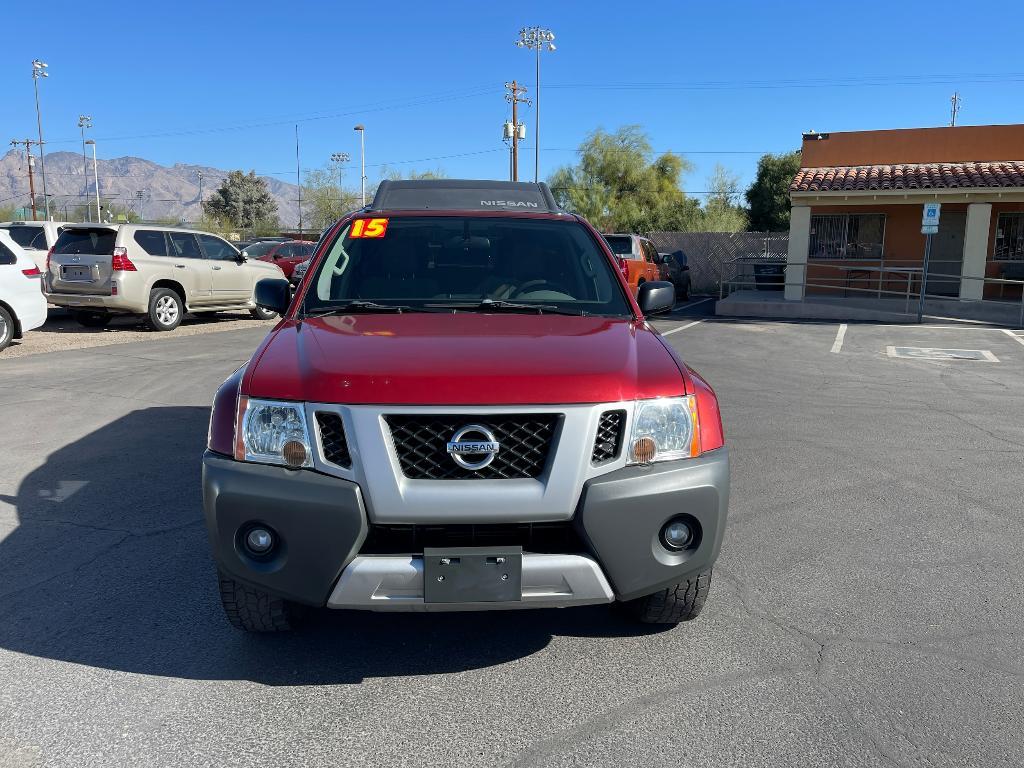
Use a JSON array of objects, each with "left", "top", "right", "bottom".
[
  {"left": 315, "top": 412, "right": 351, "bottom": 468},
  {"left": 592, "top": 409, "right": 626, "bottom": 464},
  {"left": 385, "top": 414, "right": 559, "bottom": 480},
  {"left": 360, "top": 523, "right": 587, "bottom": 555}
]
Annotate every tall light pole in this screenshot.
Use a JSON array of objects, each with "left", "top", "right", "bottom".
[
  {"left": 32, "top": 59, "right": 50, "bottom": 219},
  {"left": 353, "top": 125, "right": 366, "bottom": 206},
  {"left": 85, "top": 139, "right": 101, "bottom": 223},
  {"left": 78, "top": 116, "right": 92, "bottom": 220},
  {"left": 515, "top": 27, "right": 556, "bottom": 182}
]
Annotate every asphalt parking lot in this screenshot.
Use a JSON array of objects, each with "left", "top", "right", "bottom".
[{"left": 1, "top": 301, "right": 1022, "bottom": 767}]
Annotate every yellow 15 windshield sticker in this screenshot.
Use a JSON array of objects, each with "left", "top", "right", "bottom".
[{"left": 350, "top": 218, "right": 389, "bottom": 239}]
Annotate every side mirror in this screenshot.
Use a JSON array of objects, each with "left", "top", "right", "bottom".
[
  {"left": 254, "top": 278, "right": 291, "bottom": 315},
  {"left": 235, "top": 252, "right": 247, "bottom": 263},
  {"left": 657, "top": 253, "right": 670, "bottom": 264},
  {"left": 636, "top": 280, "right": 675, "bottom": 316}
]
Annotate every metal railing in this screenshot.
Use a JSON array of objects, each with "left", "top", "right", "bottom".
[{"left": 721, "top": 258, "right": 1024, "bottom": 326}]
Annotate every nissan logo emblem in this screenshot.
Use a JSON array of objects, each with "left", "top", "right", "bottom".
[{"left": 446, "top": 424, "right": 500, "bottom": 470}]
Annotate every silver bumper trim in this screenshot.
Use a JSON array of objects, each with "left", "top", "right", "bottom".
[{"left": 327, "top": 553, "right": 615, "bottom": 611}]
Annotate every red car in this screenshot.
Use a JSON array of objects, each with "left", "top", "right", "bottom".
[
  {"left": 243, "top": 240, "right": 316, "bottom": 279},
  {"left": 203, "top": 180, "right": 729, "bottom": 632}
]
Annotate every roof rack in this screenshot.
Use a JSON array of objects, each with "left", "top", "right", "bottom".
[{"left": 369, "top": 179, "right": 560, "bottom": 213}]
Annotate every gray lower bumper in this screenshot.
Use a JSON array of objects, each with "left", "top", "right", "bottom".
[
  {"left": 327, "top": 553, "right": 614, "bottom": 611},
  {"left": 203, "top": 447, "right": 729, "bottom": 609}
]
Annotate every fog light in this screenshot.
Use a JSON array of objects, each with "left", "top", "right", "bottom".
[
  {"left": 282, "top": 439, "right": 308, "bottom": 468},
  {"left": 245, "top": 527, "right": 274, "bottom": 555},
  {"left": 660, "top": 518, "right": 694, "bottom": 551}
]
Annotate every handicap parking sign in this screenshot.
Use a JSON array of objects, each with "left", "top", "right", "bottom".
[{"left": 921, "top": 203, "right": 941, "bottom": 234}]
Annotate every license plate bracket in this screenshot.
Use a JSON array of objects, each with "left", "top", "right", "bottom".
[
  {"left": 423, "top": 547, "right": 522, "bottom": 603},
  {"left": 62, "top": 265, "right": 91, "bottom": 281}
]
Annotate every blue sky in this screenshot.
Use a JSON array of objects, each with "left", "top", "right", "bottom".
[{"left": 2, "top": 0, "right": 1023, "bottom": 199}]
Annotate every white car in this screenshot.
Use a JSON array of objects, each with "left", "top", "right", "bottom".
[
  {"left": 0, "top": 231, "right": 48, "bottom": 352},
  {"left": 0, "top": 221, "right": 70, "bottom": 272}
]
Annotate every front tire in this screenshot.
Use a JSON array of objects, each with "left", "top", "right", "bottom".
[
  {"left": 217, "top": 570, "right": 301, "bottom": 632},
  {"left": 250, "top": 306, "right": 277, "bottom": 321},
  {"left": 147, "top": 288, "right": 183, "bottom": 331},
  {"left": 74, "top": 310, "right": 111, "bottom": 328},
  {"left": 0, "top": 306, "right": 13, "bottom": 351},
  {"left": 624, "top": 569, "right": 713, "bottom": 624}
]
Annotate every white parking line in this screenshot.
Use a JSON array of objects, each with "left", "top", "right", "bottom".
[
  {"left": 660, "top": 320, "right": 703, "bottom": 336},
  {"left": 830, "top": 324, "right": 848, "bottom": 354},
  {"left": 1003, "top": 329, "right": 1024, "bottom": 347}
]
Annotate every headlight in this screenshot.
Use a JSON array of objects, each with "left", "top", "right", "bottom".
[
  {"left": 235, "top": 397, "right": 313, "bottom": 468},
  {"left": 628, "top": 396, "right": 700, "bottom": 465}
]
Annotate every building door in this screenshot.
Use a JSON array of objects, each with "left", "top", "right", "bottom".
[{"left": 926, "top": 212, "right": 966, "bottom": 297}]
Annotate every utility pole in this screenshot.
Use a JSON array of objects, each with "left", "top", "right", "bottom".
[
  {"left": 950, "top": 92, "right": 961, "bottom": 127},
  {"left": 504, "top": 81, "right": 530, "bottom": 181},
  {"left": 85, "top": 139, "right": 101, "bottom": 223},
  {"left": 10, "top": 139, "right": 40, "bottom": 220},
  {"left": 197, "top": 171, "right": 204, "bottom": 212},
  {"left": 295, "top": 124, "right": 303, "bottom": 233},
  {"left": 31, "top": 60, "right": 49, "bottom": 219}
]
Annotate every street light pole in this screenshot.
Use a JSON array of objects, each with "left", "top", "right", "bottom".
[
  {"left": 515, "top": 27, "right": 555, "bottom": 182},
  {"left": 32, "top": 59, "right": 50, "bottom": 219},
  {"left": 354, "top": 125, "right": 366, "bottom": 206},
  {"left": 78, "top": 116, "right": 92, "bottom": 221},
  {"left": 85, "top": 139, "right": 101, "bottom": 223}
]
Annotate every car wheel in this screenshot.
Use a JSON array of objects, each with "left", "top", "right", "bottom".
[
  {"left": 678, "top": 282, "right": 690, "bottom": 302},
  {"left": 250, "top": 306, "right": 277, "bottom": 321},
  {"left": 218, "top": 570, "right": 302, "bottom": 632},
  {"left": 74, "top": 310, "right": 112, "bottom": 328},
  {"left": 624, "top": 569, "right": 713, "bottom": 624},
  {"left": 147, "top": 288, "right": 183, "bottom": 331},
  {"left": 0, "top": 306, "right": 13, "bottom": 352}
]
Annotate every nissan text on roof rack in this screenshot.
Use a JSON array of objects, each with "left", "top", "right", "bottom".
[{"left": 204, "top": 179, "right": 729, "bottom": 631}]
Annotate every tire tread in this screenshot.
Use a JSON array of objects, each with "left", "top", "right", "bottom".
[
  {"left": 217, "top": 570, "right": 296, "bottom": 632},
  {"left": 628, "top": 569, "right": 712, "bottom": 624}
]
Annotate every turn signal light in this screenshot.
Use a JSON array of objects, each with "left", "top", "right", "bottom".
[{"left": 111, "top": 247, "right": 137, "bottom": 272}]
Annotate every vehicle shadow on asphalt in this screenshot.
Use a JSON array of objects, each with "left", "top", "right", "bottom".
[{"left": 0, "top": 406, "right": 663, "bottom": 685}]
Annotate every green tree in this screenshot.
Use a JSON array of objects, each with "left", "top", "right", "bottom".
[
  {"left": 697, "top": 164, "right": 748, "bottom": 232},
  {"left": 202, "top": 170, "right": 279, "bottom": 231},
  {"left": 302, "top": 168, "right": 363, "bottom": 233},
  {"left": 548, "top": 126, "right": 701, "bottom": 232},
  {"left": 745, "top": 150, "right": 801, "bottom": 231}
]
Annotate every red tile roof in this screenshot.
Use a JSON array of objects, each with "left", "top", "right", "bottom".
[{"left": 790, "top": 161, "right": 1024, "bottom": 193}]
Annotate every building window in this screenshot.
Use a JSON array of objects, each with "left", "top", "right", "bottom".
[
  {"left": 809, "top": 213, "right": 885, "bottom": 259},
  {"left": 994, "top": 213, "right": 1024, "bottom": 261}
]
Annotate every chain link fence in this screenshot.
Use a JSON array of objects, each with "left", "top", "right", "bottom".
[{"left": 647, "top": 232, "right": 789, "bottom": 294}]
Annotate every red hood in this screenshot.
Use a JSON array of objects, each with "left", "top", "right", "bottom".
[{"left": 244, "top": 314, "right": 687, "bottom": 405}]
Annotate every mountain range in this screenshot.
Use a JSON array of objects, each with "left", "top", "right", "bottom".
[{"left": 0, "top": 149, "right": 301, "bottom": 227}]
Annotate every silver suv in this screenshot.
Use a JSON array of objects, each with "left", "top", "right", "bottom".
[{"left": 46, "top": 224, "right": 285, "bottom": 330}]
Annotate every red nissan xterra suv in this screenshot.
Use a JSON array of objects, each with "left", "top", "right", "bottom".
[{"left": 203, "top": 180, "right": 729, "bottom": 631}]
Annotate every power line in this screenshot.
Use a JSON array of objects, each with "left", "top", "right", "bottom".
[
  {"left": 546, "top": 72, "right": 1024, "bottom": 92},
  {"left": 39, "top": 85, "right": 497, "bottom": 146}
]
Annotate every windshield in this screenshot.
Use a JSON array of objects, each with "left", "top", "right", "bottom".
[
  {"left": 242, "top": 241, "right": 277, "bottom": 257},
  {"left": 1, "top": 225, "right": 48, "bottom": 250},
  {"left": 304, "top": 216, "right": 632, "bottom": 317},
  {"left": 603, "top": 235, "right": 633, "bottom": 255}
]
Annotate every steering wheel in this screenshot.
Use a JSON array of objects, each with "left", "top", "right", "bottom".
[{"left": 511, "top": 279, "right": 572, "bottom": 298}]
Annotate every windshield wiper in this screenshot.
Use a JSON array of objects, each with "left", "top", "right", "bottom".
[
  {"left": 426, "top": 299, "right": 592, "bottom": 316},
  {"left": 303, "top": 301, "right": 412, "bottom": 317}
]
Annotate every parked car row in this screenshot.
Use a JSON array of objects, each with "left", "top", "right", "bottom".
[
  {"left": 602, "top": 233, "right": 690, "bottom": 300},
  {"left": 0, "top": 223, "right": 314, "bottom": 353}
]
